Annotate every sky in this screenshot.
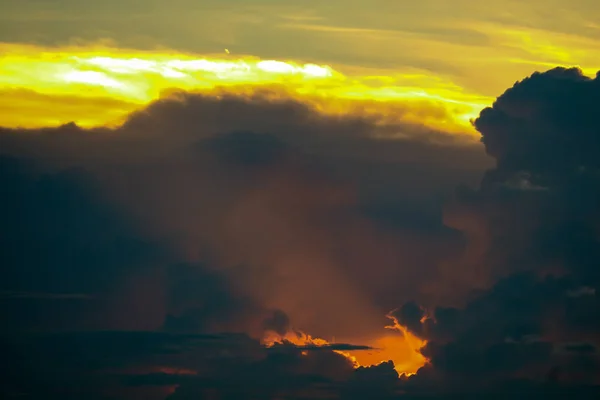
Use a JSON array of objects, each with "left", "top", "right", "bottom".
[{"left": 1, "top": 1, "right": 600, "bottom": 399}]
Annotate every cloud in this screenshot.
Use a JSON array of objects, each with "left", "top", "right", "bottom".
[
  {"left": 262, "top": 309, "right": 291, "bottom": 336},
  {"left": 0, "top": 331, "right": 257, "bottom": 398},
  {"left": 397, "top": 67, "right": 600, "bottom": 394},
  {"left": 0, "top": 89, "right": 488, "bottom": 337},
  {"left": 5, "top": 67, "right": 600, "bottom": 398},
  {"left": 0, "top": 329, "right": 384, "bottom": 399},
  {"left": 0, "top": 291, "right": 94, "bottom": 300},
  {"left": 474, "top": 67, "right": 600, "bottom": 178},
  {"left": 269, "top": 342, "right": 373, "bottom": 352},
  {"left": 0, "top": 86, "right": 491, "bottom": 397}
]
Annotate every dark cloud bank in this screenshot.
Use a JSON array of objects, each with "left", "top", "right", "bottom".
[{"left": 1, "top": 69, "right": 599, "bottom": 399}]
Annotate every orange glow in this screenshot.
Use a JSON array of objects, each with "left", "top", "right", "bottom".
[
  {"left": 262, "top": 329, "right": 361, "bottom": 368},
  {"left": 262, "top": 314, "right": 427, "bottom": 376},
  {"left": 262, "top": 329, "right": 332, "bottom": 348},
  {"left": 345, "top": 313, "right": 428, "bottom": 376},
  {"left": 0, "top": 42, "right": 489, "bottom": 134}
]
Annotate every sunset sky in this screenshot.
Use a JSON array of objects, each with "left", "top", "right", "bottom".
[
  {"left": 2, "top": 0, "right": 600, "bottom": 129},
  {"left": 1, "top": 1, "right": 600, "bottom": 399}
]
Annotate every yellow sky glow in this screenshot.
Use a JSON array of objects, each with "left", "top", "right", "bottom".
[{"left": 0, "top": 43, "right": 490, "bottom": 135}]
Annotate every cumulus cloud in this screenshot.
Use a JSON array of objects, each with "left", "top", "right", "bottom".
[
  {"left": 0, "top": 87, "right": 489, "bottom": 398},
  {"left": 474, "top": 67, "right": 600, "bottom": 179},
  {"left": 398, "top": 68, "right": 600, "bottom": 395},
  {"left": 4, "top": 67, "right": 600, "bottom": 398},
  {"left": 0, "top": 89, "right": 488, "bottom": 337}
]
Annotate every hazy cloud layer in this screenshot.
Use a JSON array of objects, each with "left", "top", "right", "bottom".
[{"left": 0, "top": 89, "right": 489, "bottom": 336}]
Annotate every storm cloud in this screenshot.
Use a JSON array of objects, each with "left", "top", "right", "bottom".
[
  {"left": 399, "top": 68, "right": 600, "bottom": 396},
  {"left": 2, "top": 68, "right": 600, "bottom": 398},
  {"left": 0, "top": 86, "right": 490, "bottom": 398}
]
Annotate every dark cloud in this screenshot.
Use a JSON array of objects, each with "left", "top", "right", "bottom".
[
  {"left": 474, "top": 67, "right": 600, "bottom": 180},
  {"left": 0, "top": 86, "right": 491, "bottom": 398},
  {"left": 391, "top": 302, "right": 426, "bottom": 338},
  {"left": 203, "top": 130, "right": 288, "bottom": 167},
  {"left": 563, "top": 343, "right": 597, "bottom": 355},
  {"left": 9, "top": 68, "right": 600, "bottom": 398},
  {"left": 0, "top": 88, "right": 488, "bottom": 339},
  {"left": 162, "top": 262, "right": 262, "bottom": 334},
  {"left": 0, "top": 331, "right": 227, "bottom": 399},
  {"left": 342, "top": 361, "right": 399, "bottom": 399},
  {"left": 269, "top": 342, "right": 373, "bottom": 352},
  {"left": 397, "top": 67, "right": 600, "bottom": 395},
  {"left": 0, "top": 155, "right": 168, "bottom": 332},
  {"left": 262, "top": 309, "right": 292, "bottom": 336},
  {"left": 0, "top": 329, "right": 380, "bottom": 399}
]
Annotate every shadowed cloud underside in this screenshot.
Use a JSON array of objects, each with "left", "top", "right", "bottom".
[{"left": 2, "top": 1, "right": 600, "bottom": 398}]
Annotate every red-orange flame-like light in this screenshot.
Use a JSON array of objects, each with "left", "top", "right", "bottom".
[{"left": 262, "top": 315, "right": 428, "bottom": 376}]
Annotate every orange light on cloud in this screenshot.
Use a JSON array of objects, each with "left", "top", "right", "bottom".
[{"left": 262, "top": 314, "right": 427, "bottom": 376}]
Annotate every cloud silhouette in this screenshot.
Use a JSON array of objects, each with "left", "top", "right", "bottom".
[
  {"left": 2, "top": 69, "right": 600, "bottom": 399},
  {"left": 398, "top": 68, "right": 600, "bottom": 395},
  {"left": 0, "top": 87, "right": 491, "bottom": 398}
]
